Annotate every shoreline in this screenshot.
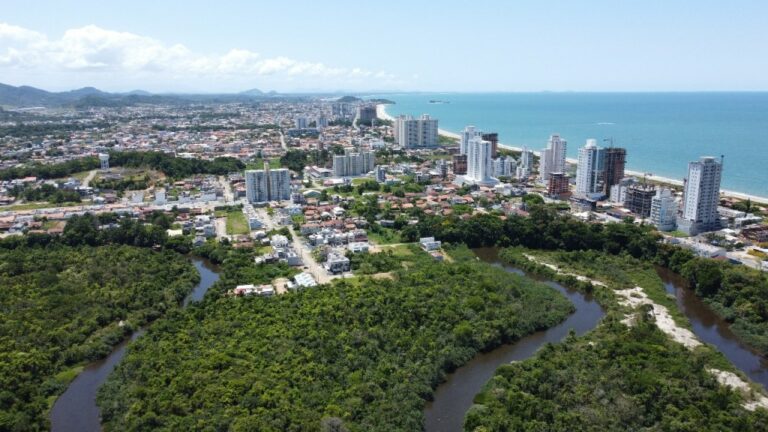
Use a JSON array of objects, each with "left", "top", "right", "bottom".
[{"left": 376, "top": 104, "right": 768, "bottom": 204}]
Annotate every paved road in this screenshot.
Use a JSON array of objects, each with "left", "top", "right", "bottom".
[
  {"left": 287, "top": 225, "right": 338, "bottom": 284},
  {"left": 279, "top": 131, "right": 288, "bottom": 151}
]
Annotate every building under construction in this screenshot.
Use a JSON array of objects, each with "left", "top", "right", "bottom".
[
  {"left": 603, "top": 147, "right": 627, "bottom": 194},
  {"left": 547, "top": 172, "right": 570, "bottom": 196},
  {"left": 624, "top": 183, "right": 656, "bottom": 217}
]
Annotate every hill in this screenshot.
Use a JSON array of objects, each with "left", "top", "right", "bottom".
[{"left": 0, "top": 83, "right": 290, "bottom": 108}]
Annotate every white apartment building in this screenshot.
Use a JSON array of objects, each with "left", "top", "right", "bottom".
[
  {"left": 332, "top": 151, "right": 375, "bottom": 177},
  {"left": 460, "top": 125, "right": 481, "bottom": 155},
  {"left": 394, "top": 114, "right": 438, "bottom": 148},
  {"left": 493, "top": 156, "right": 516, "bottom": 177},
  {"left": 575, "top": 139, "right": 606, "bottom": 197},
  {"left": 245, "top": 167, "right": 292, "bottom": 203},
  {"left": 609, "top": 178, "right": 636, "bottom": 204},
  {"left": 465, "top": 137, "right": 497, "bottom": 185},
  {"left": 679, "top": 156, "right": 723, "bottom": 235},
  {"left": 516, "top": 148, "right": 534, "bottom": 180},
  {"left": 538, "top": 134, "right": 567, "bottom": 183},
  {"left": 651, "top": 188, "right": 678, "bottom": 231}
]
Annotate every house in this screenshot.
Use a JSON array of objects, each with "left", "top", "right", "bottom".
[
  {"left": 233, "top": 284, "right": 275, "bottom": 296},
  {"left": 294, "top": 272, "right": 317, "bottom": 288},
  {"left": 420, "top": 237, "right": 442, "bottom": 251},
  {"left": 348, "top": 242, "right": 370, "bottom": 253},
  {"left": 325, "top": 252, "right": 350, "bottom": 274},
  {"left": 270, "top": 234, "right": 290, "bottom": 248}
]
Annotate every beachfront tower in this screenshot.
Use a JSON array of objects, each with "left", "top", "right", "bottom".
[
  {"left": 651, "top": 188, "right": 678, "bottom": 231},
  {"left": 516, "top": 147, "right": 534, "bottom": 180},
  {"left": 538, "top": 134, "right": 567, "bottom": 183},
  {"left": 678, "top": 156, "right": 723, "bottom": 235},
  {"left": 465, "top": 137, "right": 497, "bottom": 185},
  {"left": 459, "top": 125, "right": 481, "bottom": 155},
  {"left": 394, "top": 114, "right": 438, "bottom": 148},
  {"left": 603, "top": 147, "right": 627, "bottom": 193},
  {"left": 575, "top": 139, "right": 606, "bottom": 197}
]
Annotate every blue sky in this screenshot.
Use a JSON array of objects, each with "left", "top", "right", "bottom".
[{"left": 1, "top": 0, "right": 767, "bottom": 92}]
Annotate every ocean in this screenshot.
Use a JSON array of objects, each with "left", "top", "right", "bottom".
[{"left": 376, "top": 92, "right": 768, "bottom": 198}]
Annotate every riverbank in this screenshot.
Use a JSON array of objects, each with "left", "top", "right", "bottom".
[
  {"left": 376, "top": 103, "right": 768, "bottom": 204},
  {"left": 50, "top": 258, "right": 221, "bottom": 432},
  {"left": 424, "top": 248, "right": 605, "bottom": 432},
  {"left": 512, "top": 249, "right": 768, "bottom": 411}
]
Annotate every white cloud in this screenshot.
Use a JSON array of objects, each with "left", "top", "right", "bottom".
[{"left": 0, "top": 22, "right": 397, "bottom": 89}]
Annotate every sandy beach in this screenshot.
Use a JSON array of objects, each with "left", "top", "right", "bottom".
[{"left": 376, "top": 103, "right": 768, "bottom": 204}]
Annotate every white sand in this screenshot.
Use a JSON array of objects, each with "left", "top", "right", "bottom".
[
  {"left": 522, "top": 254, "right": 768, "bottom": 410},
  {"left": 709, "top": 369, "right": 768, "bottom": 410},
  {"left": 614, "top": 286, "right": 700, "bottom": 349},
  {"left": 376, "top": 104, "right": 395, "bottom": 121}
]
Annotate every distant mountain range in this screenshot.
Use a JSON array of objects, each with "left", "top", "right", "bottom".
[
  {"left": 0, "top": 83, "right": 390, "bottom": 108},
  {"left": 0, "top": 83, "right": 294, "bottom": 108}
]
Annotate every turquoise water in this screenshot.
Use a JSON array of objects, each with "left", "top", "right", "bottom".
[{"left": 378, "top": 93, "right": 768, "bottom": 198}]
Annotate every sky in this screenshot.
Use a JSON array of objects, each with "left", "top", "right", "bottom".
[{"left": 1, "top": 0, "right": 767, "bottom": 93}]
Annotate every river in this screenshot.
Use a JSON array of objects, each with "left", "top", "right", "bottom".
[
  {"left": 47, "top": 251, "right": 768, "bottom": 431},
  {"left": 425, "top": 249, "right": 768, "bottom": 432},
  {"left": 49, "top": 257, "right": 220, "bottom": 432},
  {"left": 657, "top": 267, "right": 768, "bottom": 388},
  {"left": 423, "top": 248, "right": 606, "bottom": 432}
]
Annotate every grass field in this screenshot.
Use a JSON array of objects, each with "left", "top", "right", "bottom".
[
  {"left": 367, "top": 228, "right": 403, "bottom": 245},
  {"left": 1, "top": 201, "right": 84, "bottom": 212},
  {"left": 247, "top": 159, "right": 283, "bottom": 170},
  {"left": 225, "top": 209, "right": 250, "bottom": 235}
]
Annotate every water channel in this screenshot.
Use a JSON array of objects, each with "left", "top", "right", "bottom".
[
  {"left": 425, "top": 249, "right": 768, "bottom": 432},
  {"left": 47, "top": 250, "right": 768, "bottom": 432},
  {"left": 49, "top": 258, "right": 220, "bottom": 432},
  {"left": 423, "top": 248, "right": 606, "bottom": 432},
  {"left": 657, "top": 267, "right": 768, "bottom": 388}
]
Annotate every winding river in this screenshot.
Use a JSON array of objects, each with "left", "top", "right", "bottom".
[
  {"left": 49, "top": 258, "right": 220, "bottom": 432},
  {"left": 425, "top": 249, "right": 768, "bottom": 432},
  {"left": 423, "top": 248, "right": 607, "bottom": 432},
  {"left": 47, "top": 249, "right": 768, "bottom": 432}
]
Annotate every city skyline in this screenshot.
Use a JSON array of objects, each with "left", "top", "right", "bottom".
[{"left": 2, "top": 0, "right": 768, "bottom": 92}]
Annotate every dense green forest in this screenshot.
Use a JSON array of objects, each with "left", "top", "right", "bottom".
[
  {"left": 460, "top": 247, "right": 768, "bottom": 431},
  {"left": 0, "top": 245, "right": 198, "bottom": 431},
  {"left": 403, "top": 208, "right": 768, "bottom": 355},
  {"left": 679, "top": 257, "right": 768, "bottom": 353},
  {"left": 0, "top": 157, "right": 100, "bottom": 181},
  {"left": 465, "top": 323, "right": 768, "bottom": 431},
  {"left": 8, "top": 183, "right": 81, "bottom": 204},
  {"left": 97, "top": 247, "right": 573, "bottom": 431},
  {"left": 0, "top": 151, "right": 244, "bottom": 181},
  {"left": 91, "top": 174, "right": 150, "bottom": 192},
  {"left": 108, "top": 151, "right": 244, "bottom": 179}
]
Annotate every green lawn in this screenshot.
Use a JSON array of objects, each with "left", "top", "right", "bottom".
[
  {"left": 247, "top": 159, "right": 282, "bottom": 170},
  {"left": 55, "top": 170, "right": 93, "bottom": 181},
  {"left": 1, "top": 201, "right": 84, "bottom": 211},
  {"left": 367, "top": 228, "right": 403, "bottom": 245},
  {"left": 225, "top": 210, "right": 250, "bottom": 235}
]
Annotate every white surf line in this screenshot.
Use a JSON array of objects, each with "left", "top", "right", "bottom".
[{"left": 521, "top": 253, "right": 768, "bottom": 410}]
